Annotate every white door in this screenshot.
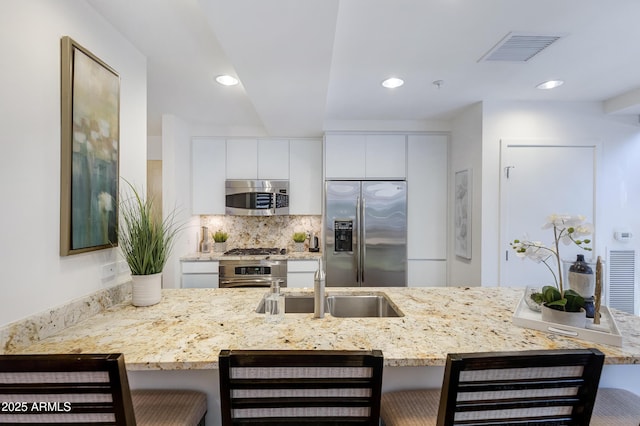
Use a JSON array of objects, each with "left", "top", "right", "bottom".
[{"left": 500, "top": 141, "right": 597, "bottom": 287}]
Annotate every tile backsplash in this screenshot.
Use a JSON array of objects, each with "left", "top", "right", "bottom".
[{"left": 198, "top": 215, "right": 321, "bottom": 251}]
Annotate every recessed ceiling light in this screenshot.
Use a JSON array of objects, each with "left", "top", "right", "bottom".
[
  {"left": 382, "top": 77, "right": 404, "bottom": 89},
  {"left": 215, "top": 75, "right": 239, "bottom": 86},
  {"left": 536, "top": 80, "right": 564, "bottom": 90}
]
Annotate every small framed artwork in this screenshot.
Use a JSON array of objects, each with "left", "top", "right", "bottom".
[
  {"left": 454, "top": 168, "right": 472, "bottom": 260},
  {"left": 60, "top": 36, "right": 120, "bottom": 256}
]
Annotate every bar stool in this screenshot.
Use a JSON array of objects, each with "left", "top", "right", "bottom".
[
  {"left": 381, "top": 348, "right": 605, "bottom": 426},
  {"left": 0, "top": 353, "right": 207, "bottom": 425}
]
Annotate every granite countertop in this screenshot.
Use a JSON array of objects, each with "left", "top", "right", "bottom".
[
  {"left": 11, "top": 287, "right": 640, "bottom": 371},
  {"left": 181, "top": 251, "right": 322, "bottom": 261}
]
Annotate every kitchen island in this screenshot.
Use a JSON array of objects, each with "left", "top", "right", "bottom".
[{"left": 9, "top": 287, "right": 640, "bottom": 425}]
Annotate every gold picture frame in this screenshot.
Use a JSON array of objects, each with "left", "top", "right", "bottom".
[{"left": 60, "top": 36, "right": 120, "bottom": 256}]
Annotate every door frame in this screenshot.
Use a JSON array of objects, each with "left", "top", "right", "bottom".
[{"left": 498, "top": 138, "right": 602, "bottom": 287}]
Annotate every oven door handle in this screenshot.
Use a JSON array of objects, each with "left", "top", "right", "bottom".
[{"left": 219, "top": 278, "right": 283, "bottom": 288}]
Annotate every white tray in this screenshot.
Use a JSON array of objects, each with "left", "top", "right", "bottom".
[{"left": 512, "top": 297, "right": 622, "bottom": 347}]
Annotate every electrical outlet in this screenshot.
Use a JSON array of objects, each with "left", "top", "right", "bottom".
[{"left": 102, "top": 263, "right": 116, "bottom": 279}]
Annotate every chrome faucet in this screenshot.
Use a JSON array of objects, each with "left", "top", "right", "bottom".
[{"left": 313, "top": 258, "right": 325, "bottom": 318}]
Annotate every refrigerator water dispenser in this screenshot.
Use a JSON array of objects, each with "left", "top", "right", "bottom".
[{"left": 334, "top": 220, "right": 353, "bottom": 252}]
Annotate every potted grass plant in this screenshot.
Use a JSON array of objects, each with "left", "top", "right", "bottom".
[
  {"left": 213, "top": 230, "right": 229, "bottom": 253},
  {"left": 118, "top": 180, "right": 184, "bottom": 306},
  {"left": 293, "top": 232, "right": 307, "bottom": 252}
]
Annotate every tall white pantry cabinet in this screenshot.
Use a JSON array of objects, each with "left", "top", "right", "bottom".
[{"left": 324, "top": 133, "right": 448, "bottom": 287}]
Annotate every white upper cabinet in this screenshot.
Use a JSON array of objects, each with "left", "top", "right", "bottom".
[
  {"left": 324, "top": 133, "right": 406, "bottom": 179},
  {"left": 365, "top": 134, "right": 406, "bottom": 178},
  {"left": 226, "top": 139, "right": 258, "bottom": 179},
  {"left": 226, "top": 139, "right": 289, "bottom": 179},
  {"left": 191, "top": 138, "right": 226, "bottom": 215},
  {"left": 324, "top": 134, "right": 366, "bottom": 178},
  {"left": 289, "top": 139, "right": 322, "bottom": 214},
  {"left": 258, "top": 139, "right": 289, "bottom": 179},
  {"left": 407, "top": 134, "right": 448, "bottom": 260}
]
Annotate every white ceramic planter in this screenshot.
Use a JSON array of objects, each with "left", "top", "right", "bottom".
[
  {"left": 131, "top": 273, "right": 162, "bottom": 307},
  {"left": 294, "top": 242, "right": 305, "bottom": 252},
  {"left": 213, "top": 242, "right": 227, "bottom": 253},
  {"left": 541, "top": 304, "right": 586, "bottom": 328}
]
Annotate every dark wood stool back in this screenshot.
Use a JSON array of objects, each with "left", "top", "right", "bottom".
[{"left": 218, "top": 349, "right": 383, "bottom": 425}]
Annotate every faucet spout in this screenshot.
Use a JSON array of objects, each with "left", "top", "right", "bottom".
[{"left": 313, "top": 258, "right": 325, "bottom": 318}]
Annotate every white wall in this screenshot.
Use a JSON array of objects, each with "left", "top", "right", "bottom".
[
  {"left": 449, "top": 103, "right": 483, "bottom": 286},
  {"left": 161, "top": 114, "right": 201, "bottom": 288},
  {"left": 481, "top": 101, "right": 640, "bottom": 288},
  {"left": 0, "top": 0, "right": 146, "bottom": 327}
]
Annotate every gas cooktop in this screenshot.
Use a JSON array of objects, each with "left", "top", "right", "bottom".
[{"left": 223, "top": 247, "right": 287, "bottom": 256}]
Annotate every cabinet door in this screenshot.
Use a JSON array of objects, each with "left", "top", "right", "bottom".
[
  {"left": 181, "top": 261, "right": 219, "bottom": 288},
  {"left": 258, "top": 139, "right": 289, "bottom": 179},
  {"left": 407, "top": 134, "right": 448, "bottom": 259},
  {"left": 324, "top": 134, "right": 366, "bottom": 178},
  {"left": 226, "top": 139, "right": 258, "bottom": 179},
  {"left": 182, "top": 274, "right": 219, "bottom": 288},
  {"left": 287, "top": 260, "right": 318, "bottom": 288},
  {"left": 290, "top": 139, "right": 322, "bottom": 214},
  {"left": 365, "top": 134, "right": 406, "bottom": 178},
  {"left": 192, "top": 138, "right": 226, "bottom": 214}
]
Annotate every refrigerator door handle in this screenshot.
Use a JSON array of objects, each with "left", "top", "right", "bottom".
[
  {"left": 356, "top": 195, "right": 361, "bottom": 284},
  {"left": 361, "top": 197, "right": 366, "bottom": 285}
]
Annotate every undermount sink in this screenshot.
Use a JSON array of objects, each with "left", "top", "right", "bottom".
[
  {"left": 325, "top": 295, "right": 403, "bottom": 318},
  {"left": 255, "top": 293, "right": 403, "bottom": 317}
]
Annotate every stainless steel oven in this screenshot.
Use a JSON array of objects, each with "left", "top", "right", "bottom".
[{"left": 219, "top": 258, "right": 287, "bottom": 288}]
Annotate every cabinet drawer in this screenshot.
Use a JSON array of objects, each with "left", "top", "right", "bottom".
[
  {"left": 181, "top": 261, "right": 219, "bottom": 274},
  {"left": 288, "top": 260, "right": 319, "bottom": 272}
]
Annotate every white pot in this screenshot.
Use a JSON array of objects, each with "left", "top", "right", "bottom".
[
  {"left": 131, "top": 273, "right": 162, "bottom": 307},
  {"left": 213, "top": 242, "right": 227, "bottom": 253},
  {"left": 541, "top": 304, "right": 586, "bottom": 328},
  {"left": 294, "top": 242, "right": 305, "bottom": 252}
]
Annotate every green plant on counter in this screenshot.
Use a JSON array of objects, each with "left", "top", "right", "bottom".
[
  {"left": 293, "top": 232, "right": 307, "bottom": 243},
  {"left": 511, "top": 214, "right": 592, "bottom": 312},
  {"left": 531, "top": 285, "right": 585, "bottom": 313},
  {"left": 213, "top": 230, "right": 228, "bottom": 243},
  {"left": 118, "top": 179, "right": 184, "bottom": 275}
]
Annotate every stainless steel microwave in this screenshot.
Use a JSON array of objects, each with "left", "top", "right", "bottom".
[{"left": 225, "top": 179, "right": 289, "bottom": 216}]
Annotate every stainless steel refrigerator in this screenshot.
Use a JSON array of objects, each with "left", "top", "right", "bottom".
[{"left": 324, "top": 181, "right": 407, "bottom": 287}]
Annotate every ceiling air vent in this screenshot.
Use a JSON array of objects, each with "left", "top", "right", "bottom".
[{"left": 479, "top": 32, "right": 565, "bottom": 62}]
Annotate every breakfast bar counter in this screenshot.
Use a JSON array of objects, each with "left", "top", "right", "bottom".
[{"left": 10, "top": 287, "right": 640, "bottom": 370}]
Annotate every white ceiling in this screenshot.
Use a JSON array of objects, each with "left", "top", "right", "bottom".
[{"left": 88, "top": 0, "right": 640, "bottom": 137}]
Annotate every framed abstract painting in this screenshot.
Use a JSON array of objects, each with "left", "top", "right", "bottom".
[
  {"left": 454, "top": 168, "right": 472, "bottom": 260},
  {"left": 60, "top": 36, "right": 120, "bottom": 256}
]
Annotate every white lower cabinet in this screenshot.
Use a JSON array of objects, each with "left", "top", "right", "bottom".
[
  {"left": 287, "top": 260, "right": 319, "bottom": 288},
  {"left": 408, "top": 260, "right": 447, "bottom": 287},
  {"left": 181, "top": 261, "right": 219, "bottom": 288}
]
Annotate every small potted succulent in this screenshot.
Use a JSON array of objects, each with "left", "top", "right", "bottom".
[
  {"left": 292, "top": 232, "right": 307, "bottom": 252},
  {"left": 213, "top": 230, "right": 229, "bottom": 253}
]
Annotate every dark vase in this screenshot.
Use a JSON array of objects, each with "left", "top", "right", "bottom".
[{"left": 569, "top": 254, "right": 595, "bottom": 318}]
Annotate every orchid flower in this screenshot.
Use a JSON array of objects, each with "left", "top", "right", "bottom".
[{"left": 511, "top": 214, "right": 593, "bottom": 295}]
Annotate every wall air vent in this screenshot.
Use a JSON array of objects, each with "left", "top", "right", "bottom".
[
  {"left": 479, "top": 32, "right": 566, "bottom": 62},
  {"left": 607, "top": 249, "right": 637, "bottom": 315}
]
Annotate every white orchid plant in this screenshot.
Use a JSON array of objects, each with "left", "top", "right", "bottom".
[{"left": 511, "top": 214, "right": 593, "bottom": 312}]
